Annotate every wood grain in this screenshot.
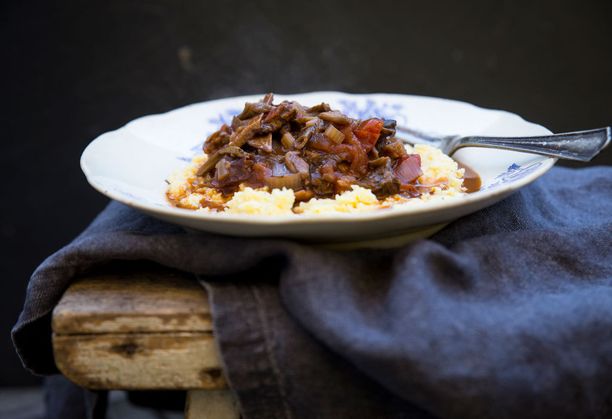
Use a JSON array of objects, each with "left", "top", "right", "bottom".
[
  {"left": 52, "top": 270, "right": 212, "bottom": 334},
  {"left": 53, "top": 332, "right": 225, "bottom": 390},
  {"left": 52, "top": 269, "right": 225, "bottom": 390}
]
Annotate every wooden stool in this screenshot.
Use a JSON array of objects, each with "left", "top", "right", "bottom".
[{"left": 51, "top": 268, "right": 239, "bottom": 419}]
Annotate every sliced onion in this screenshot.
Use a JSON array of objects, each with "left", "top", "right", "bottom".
[
  {"left": 395, "top": 154, "right": 423, "bottom": 185},
  {"left": 264, "top": 173, "right": 303, "bottom": 190},
  {"left": 324, "top": 124, "right": 345, "bottom": 144},
  {"left": 271, "top": 161, "right": 291, "bottom": 176}
]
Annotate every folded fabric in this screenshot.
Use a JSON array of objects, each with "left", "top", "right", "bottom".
[{"left": 13, "top": 166, "right": 612, "bottom": 419}]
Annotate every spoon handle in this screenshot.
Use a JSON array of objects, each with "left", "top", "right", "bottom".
[{"left": 452, "top": 127, "right": 611, "bottom": 161}]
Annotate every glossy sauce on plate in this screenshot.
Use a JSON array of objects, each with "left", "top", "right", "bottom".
[{"left": 457, "top": 162, "right": 481, "bottom": 193}]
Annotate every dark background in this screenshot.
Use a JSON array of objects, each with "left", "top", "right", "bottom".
[{"left": 2, "top": 0, "right": 611, "bottom": 386}]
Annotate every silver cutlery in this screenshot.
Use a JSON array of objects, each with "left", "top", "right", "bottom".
[{"left": 396, "top": 126, "right": 611, "bottom": 161}]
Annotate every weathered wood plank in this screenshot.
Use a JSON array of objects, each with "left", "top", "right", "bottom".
[
  {"left": 52, "top": 270, "right": 212, "bottom": 334},
  {"left": 52, "top": 269, "right": 225, "bottom": 390},
  {"left": 186, "top": 390, "right": 240, "bottom": 419},
  {"left": 53, "top": 332, "right": 225, "bottom": 390}
]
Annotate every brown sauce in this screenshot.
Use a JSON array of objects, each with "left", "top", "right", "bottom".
[{"left": 456, "top": 161, "right": 481, "bottom": 193}]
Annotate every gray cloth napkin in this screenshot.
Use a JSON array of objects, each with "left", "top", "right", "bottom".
[{"left": 13, "top": 166, "right": 612, "bottom": 419}]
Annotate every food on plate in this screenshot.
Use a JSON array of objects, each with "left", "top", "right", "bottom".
[{"left": 167, "top": 94, "right": 473, "bottom": 215}]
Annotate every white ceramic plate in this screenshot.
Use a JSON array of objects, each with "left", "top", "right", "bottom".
[{"left": 81, "top": 92, "right": 555, "bottom": 244}]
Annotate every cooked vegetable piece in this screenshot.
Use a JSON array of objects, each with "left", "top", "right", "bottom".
[
  {"left": 247, "top": 133, "right": 273, "bottom": 153},
  {"left": 379, "top": 137, "right": 408, "bottom": 158},
  {"left": 196, "top": 94, "right": 425, "bottom": 205},
  {"left": 354, "top": 118, "right": 384, "bottom": 153},
  {"left": 324, "top": 124, "right": 345, "bottom": 144},
  {"left": 196, "top": 145, "right": 248, "bottom": 176},
  {"left": 229, "top": 114, "right": 263, "bottom": 147},
  {"left": 236, "top": 102, "right": 272, "bottom": 120},
  {"left": 203, "top": 124, "right": 231, "bottom": 154},
  {"left": 265, "top": 173, "right": 303, "bottom": 190},
  {"left": 281, "top": 131, "right": 296, "bottom": 149},
  {"left": 215, "top": 158, "right": 232, "bottom": 181},
  {"left": 395, "top": 154, "right": 423, "bottom": 187},
  {"left": 319, "top": 111, "right": 352, "bottom": 125},
  {"left": 285, "top": 151, "right": 309, "bottom": 175}
]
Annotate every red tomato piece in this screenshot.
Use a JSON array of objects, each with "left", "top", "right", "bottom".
[{"left": 353, "top": 118, "right": 384, "bottom": 152}]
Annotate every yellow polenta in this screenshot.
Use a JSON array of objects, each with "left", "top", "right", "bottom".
[{"left": 166, "top": 144, "right": 466, "bottom": 215}]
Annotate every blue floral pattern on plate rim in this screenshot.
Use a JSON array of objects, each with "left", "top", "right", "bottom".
[{"left": 179, "top": 100, "right": 541, "bottom": 191}]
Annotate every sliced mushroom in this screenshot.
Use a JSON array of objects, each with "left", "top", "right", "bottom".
[
  {"left": 379, "top": 137, "right": 407, "bottom": 158},
  {"left": 306, "top": 102, "right": 331, "bottom": 113},
  {"left": 380, "top": 119, "right": 397, "bottom": 137},
  {"left": 196, "top": 146, "right": 249, "bottom": 176},
  {"left": 215, "top": 158, "right": 232, "bottom": 181},
  {"left": 196, "top": 154, "right": 222, "bottom": 177},
  {"left": 236, "top": 102, "right": 273, "bottom": 120},
  {"left": 229, "top": 114, "right": 263, "bottom": 148},
  {"left": 203, "top": 124, "right": 231, "bottom": 154},
  {"left": 219, "top": 145, "right": 249, "bottom": 158},
  {"left": 247, "top": 133, "right": 273, "bottom": 153},
  {"left": 285, "top": 151, "right": 309, "bottom": 175},
  {"left": 319, "top": 111, "right": 352, "bottom": 125},
  {"left": 262, "top": 93, "right": 274, "bottom": 105},
  {"left": 261, "top": 102, "right": 298, "bottom": 133}
]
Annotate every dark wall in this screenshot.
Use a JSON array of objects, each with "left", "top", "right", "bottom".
[{"left": 2, "top": 0, "right": 611, "bottom": 386}]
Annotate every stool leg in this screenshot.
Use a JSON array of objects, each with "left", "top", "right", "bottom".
[{"left": 185, "top": 390, "right": 240, "bottom": 419}]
